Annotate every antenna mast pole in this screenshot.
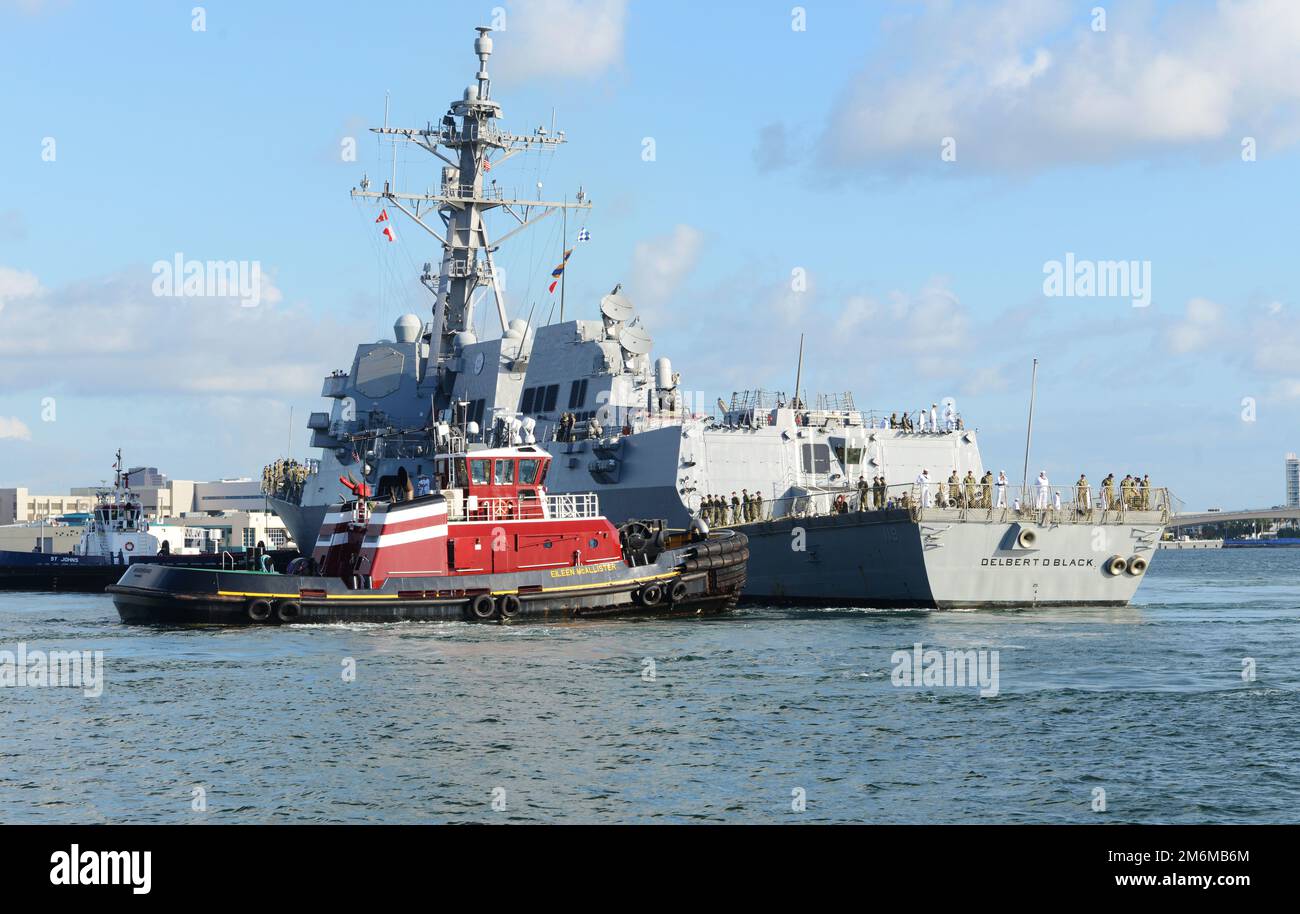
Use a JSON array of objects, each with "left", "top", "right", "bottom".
[
  {"left": 1021, "top": 358, "right": 1038, "bottom": 494},
  {"left": 560, "top": 195, "right": 567, "bottom": 323},
  {"left": 793, "top": 333, "right": 805, "bottom": 409},
  {"left": 350, "top": 26, "right": 591, "bottom": 410}
]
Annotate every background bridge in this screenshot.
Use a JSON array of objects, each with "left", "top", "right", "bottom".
[{"left": 1168, "top": 507, "right": 1300, "bottom": 529}]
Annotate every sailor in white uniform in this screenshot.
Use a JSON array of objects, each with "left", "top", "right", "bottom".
[
  {"left": 1036, "top": 471, "right": 1051, "bottom": 509},
  {"left": 916, "top": 469, "right": 933, "bottom": 507},
  {"left": 930, "top": 403, "right": 938, "bottom": 432},
  {"left": 943, "top": 402, "right": 956, "bottom": 432},
  {"left": 918, "top": 408, "right": 927, "bottom": 433},
  {"left": 995, "top": 470, "right": 1008, "bottom": 508}
]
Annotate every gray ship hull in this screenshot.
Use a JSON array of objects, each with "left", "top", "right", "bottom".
[
  {"left": 267, "top": 497, "right": 328, "bottom": 556},
  {"left": 738, "top": 508, "right": 1162, "bottom": 608}
]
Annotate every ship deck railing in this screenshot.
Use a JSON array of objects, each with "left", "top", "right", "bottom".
[
  {"left": 705, "top": 485, "right": 1170, "bottom": 527},
  {"left": 450, "top": 493, "right": 601, "bottom": 522},
  {"left": 714, "top": 397, "right": 967, "bottom": 433},
  {"left": 906, "top": 484, "right": 1171, "bottom": 525}
]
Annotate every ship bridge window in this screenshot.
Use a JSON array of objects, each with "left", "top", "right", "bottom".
[
  {"left": 801, "top": 443, "right": 831, "bottom": 474},
  {"left": 493, "top": 460, "right": 515, "bottom": 485},
  {"left": 521, "top": 384, "right": 559, "bottom": 415},
  {"left": 519, "top": 459, "right": 542, "bottom": 485},
  {"left": 833, "top": 446, "right": 863, "bottom": 466},
  {"left": 470, "top": 459, "right": 491, "bottom": 486},
  {"left": 568, "top": 379, "right": 588, "bottom": 409}
]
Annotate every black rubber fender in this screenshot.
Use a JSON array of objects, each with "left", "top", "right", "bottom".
[
  {"left": 469, "top": 593, "right": 496, "bottom": 620},
  {"left": 275, "top": 600, "right": 301, "bottom": 623},
  {"left": 497, "top": 593, "right": 521, "bottom": 620},
  {"left": 247, "top": 599, "right": 272, "bottom": 623},
  {"left": 639, "top": 583, "right": 664, "bottom": 607}
]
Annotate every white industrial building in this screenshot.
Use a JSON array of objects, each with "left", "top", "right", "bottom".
[{"left": 0, "top": 466, "right": 293, "bottom": 553}]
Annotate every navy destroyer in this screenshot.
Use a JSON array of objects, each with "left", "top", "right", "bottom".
[{"left": 267, "top": 27, "right": 1168, "bottom": 608}]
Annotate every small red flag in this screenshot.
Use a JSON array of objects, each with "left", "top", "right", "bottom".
[
  {"left": 382, "top": 225, "right": 396, "bottom": 242},
  {"left": 375, "top": 209, "right": 389, "bottom": 223},
  {"left": 548, "top": 280, "right": 558, "bottom": 293}
]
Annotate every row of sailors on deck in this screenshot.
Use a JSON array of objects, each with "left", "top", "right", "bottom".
[
  {"left": 910, "top": 470, "right": 1155, "bottom": 510},
  {"left": 888, "top": 403, "right": 963, "bottom": 433},
  {"left": 702, "top": 491, "right": 765, "bottom": 526},
  {"left": 854, "top": 475, "right": 893, "bottom": 510},
  {"left": 557, "top": 413, "right": 604, "bottom": 442}
]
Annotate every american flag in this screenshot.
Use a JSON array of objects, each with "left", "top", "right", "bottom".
[{"left": 576, "top": 227, "right": 591, "bottom": 242}]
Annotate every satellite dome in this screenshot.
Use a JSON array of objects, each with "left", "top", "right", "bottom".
[
  {"left": 464, "top": 85, "right": 479, "bottom": 102},
  {"left": 394, "top": 313, "right": 422, "bottom": 343},
  {"left": 453, "top": 331, "right": 477, "bottom": 351}
]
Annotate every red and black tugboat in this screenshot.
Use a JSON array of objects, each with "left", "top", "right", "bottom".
[{"left": 109, "top": 442, "right": 747, "bottom": 625}]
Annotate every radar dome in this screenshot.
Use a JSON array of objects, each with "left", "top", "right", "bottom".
[
  {"left": 453, "top": 331, "right": 477, "bottom": 351},
  {"left": 394, "top": 314, "right": 422, "bottom": 343}
]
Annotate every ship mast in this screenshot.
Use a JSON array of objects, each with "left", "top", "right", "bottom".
[{"left": 350, "top": 26, "right": 592, "bottom": 407}]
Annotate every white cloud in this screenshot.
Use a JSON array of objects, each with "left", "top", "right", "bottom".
[
  {"left": 1166, "top": 296, "right": 1223, "bottom": 353},
  {"left": 0, "top": 264, "right": 365, "bottom": 397},
  {"left": 0, "top": 266, "right": 41, "bottom": 314},
  {"left": 811, "top": 0, "right": 1300, "bottom": 174},
  {"left": 492, "top": 0, "right": 627, "bottom": 82},
  {"left": 627, "top": 224, "right": 705, "bottom": 311},
  {"left": 0, "top": 417, "right": 32, "bottom": 441},
  {"left": 1161, "top": 295, "right": 1300, "bottom": 397}
]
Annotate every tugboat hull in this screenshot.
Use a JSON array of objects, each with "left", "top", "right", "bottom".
[
  {"left": 108, "top": 532, "right": 748, "bottom": 625},
  {"left": 0, "top": 551, "right": 121, "bottom": 593}
]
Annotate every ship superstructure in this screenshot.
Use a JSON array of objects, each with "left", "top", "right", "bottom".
[{"left": 269, "top": 27, "right": 1168, "bottom": 608}]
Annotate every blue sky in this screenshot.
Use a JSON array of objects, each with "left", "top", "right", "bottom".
[{"left": 1, "top": 0, "right": 1299, "bottom": 509}]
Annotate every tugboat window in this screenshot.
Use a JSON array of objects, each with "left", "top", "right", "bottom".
[
  {"left": 519, "top": 459, "right": 541, "bottom": 484},
  {"left": 494, "top": 460, "right": 515, "bottom": 485},
  {"left": 470, "top": 459, "right": 490, "bottom": 486}
]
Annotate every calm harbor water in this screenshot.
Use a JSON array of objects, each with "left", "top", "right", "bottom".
[{"left": 1, "top": 549, "right": 1297, "bottom": 824}]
